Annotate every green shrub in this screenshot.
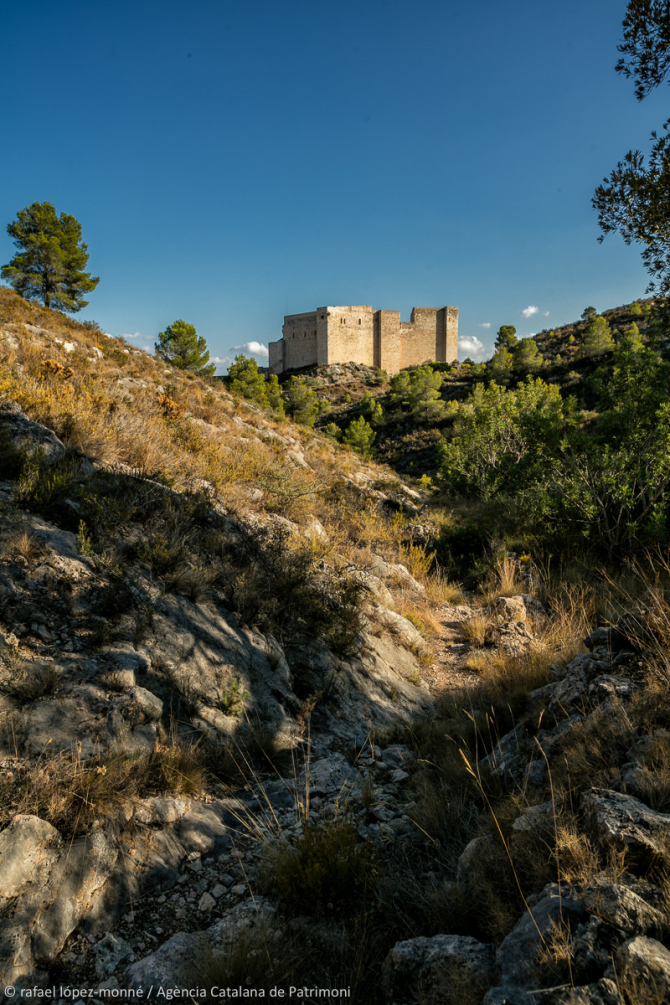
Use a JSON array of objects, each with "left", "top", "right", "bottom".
[
  {"left": 0, "top": 431, "right": 25, "bottom": 479},
  {"left": 343, "top": 416, "right": 376, "bottom": 455},
  {"left": 266, "top": 813, "right": 381, "bottom": 918},
  {"left": 15, "top": 451, "right": 82, "bottom": 517},
  {"left": 215, "top": 525, "right": 364, "bottom": 653}
]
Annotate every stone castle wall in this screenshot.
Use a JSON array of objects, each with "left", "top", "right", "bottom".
[{"left": 268, "top": 303, "right": 458, "bottom": 375}]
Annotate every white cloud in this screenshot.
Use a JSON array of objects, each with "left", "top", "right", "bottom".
[
  {"left": 520, "top": 305, "right": 539, "bottom": 318},
  {"left": 458, "top": 336, "right": 487, "bottom": 361},
  {"left": 232, "top": 341, "right": 269, "bottom": 358},
  {"left": 121, "top": 331, "right": 146, "bottom": 340},
  {"left": 479, "top": 322, "right": 491, "bottom": 329},
  {"left": 212, "top": 355, "right": 234, "bottom": 375},
  {"left": 543, "top": 311, "right": 550, "bottom": 317}
]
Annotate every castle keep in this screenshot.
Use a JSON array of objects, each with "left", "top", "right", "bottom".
[{"left": 268, "top": 304, "right": 459, "bottom": 376}]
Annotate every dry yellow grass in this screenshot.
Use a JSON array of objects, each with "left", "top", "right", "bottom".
[
  {"left": 478, "top": 556, "right": 525, "bottom": 606},
  {"left": 7, "top": 527, "right": 42, "bottom": 561},
  {"left": 424, "top": 571, "right": 464, "bottom": 606},
  {"left": 395, "top": 595, "right": 444, "bottom": 640},
  {"left": 460, "top": 613, "right": 491, "bottom": 647},
  {"left": 0, "top": 287, "right": 420, "bottom": 567}
]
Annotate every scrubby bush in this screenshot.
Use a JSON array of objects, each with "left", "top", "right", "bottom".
[{"left": 265, "top": 813, "right": 381, "bottom": 918}]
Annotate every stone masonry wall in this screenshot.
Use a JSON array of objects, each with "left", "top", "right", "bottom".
[
  {"left": 445, "top": 306, "right": 458, "bottom": 365},
  {"left": 322, "top": 306, "right": 375, "bottom": 367},
  {"left": 375, "top": 311, "right": 401, "bottom": 374},
  {"left": 269, "top": 304, "right": 459, "bottom": 375},
  {"left": 281, "top": 311, "right": 318, "bottom": 371},
  {"left": 268, "top": 340, "right": 284, "bottom": 373},
  {"left": 400, "top": 308, "right": 443, "bottom": 368}
]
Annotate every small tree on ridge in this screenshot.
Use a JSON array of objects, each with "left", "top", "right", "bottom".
[
  {"left": 1, "top": 201, "right": 99, "bottom": 312},
  {"left": 155, "top": 320, "right": 216, "bottom": 376}
]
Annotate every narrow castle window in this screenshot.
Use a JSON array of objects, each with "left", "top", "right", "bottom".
[{"left": 358, "top": 318, "right": 361, "bottom": 324}]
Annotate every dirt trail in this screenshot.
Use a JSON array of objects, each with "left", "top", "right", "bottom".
[{"left": 421, "top": 603, "right": 480, "bottom": 700}]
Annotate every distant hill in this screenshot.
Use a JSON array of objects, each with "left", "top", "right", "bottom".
[{"left": 301, "top": 298, "right": 660, "bottom": 478}]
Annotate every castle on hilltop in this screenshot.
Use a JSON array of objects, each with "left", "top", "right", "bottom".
[{"left": 268, "top": 304, "right": 459, "bottom": 376}]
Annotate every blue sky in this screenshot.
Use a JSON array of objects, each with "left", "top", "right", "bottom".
[{"left": 0, "top": 0, "right": 663, "bottom": 369}]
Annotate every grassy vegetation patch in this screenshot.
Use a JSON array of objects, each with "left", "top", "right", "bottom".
[{"left": 263, "top": 813, "right": 382, "bottom": 919}]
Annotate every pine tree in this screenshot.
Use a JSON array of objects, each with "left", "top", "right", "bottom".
[
  {"left": 488, "top": 347, "right": 514, "bottom": 384},
  {"left": 580, "top": 316, "right": 615, "bottom": 357},
  {"left": 343, "top": 416, "right": 376, "bottom": 455},
  {"left": 513, "top": 337, "right": 541, "bottom": 372},
  {"left": 409, "top": 367, "right": 447, "bottom": 423},
  {"left": 494, "top": 325, "right": 518, "bottom": 350},
  {"left": 281, "top": 377, "right": 319, "bottom": 426},
  {"left": 155, "top": 320, "right": 216, "bottom": 376},
  {"left": 266, "top": 374, "right": 285, "bottom": 417},
  {"left": 228, "top": 354, "right": 269, "bottom": 405},
  {"left": 1, "top": 201, "right": 99, "bottom": 312}
]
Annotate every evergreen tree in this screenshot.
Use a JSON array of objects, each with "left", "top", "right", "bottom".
[
  {"left": 622, "top": 321, "right": 644, "bottom": 349},
  {"left": 513, "top": 337, "right": 541, "bottom": 372},
  {"left": 323, "top": 422, "right": 343, "bottom": 441},
  {"left": 1, "top": 201, "right": 100, "bottom": 312},
  {"left": 494, "top": 325, "right": 518, "bottom": 350},
  {"left": 368, "top": 399, "right": 385, "bottom": 426},
  {"left": 409, "top": 367, "right": 447, "bottom": 423},
  {"left": 343, "top": 416, "right": 376, "bottom": 455},
  {"left": 155, "top": 320, "right": 216, "bottom": 376},
  {"left": 388, "top": 366, "right": 445, "bottom": 423},
  {"left": 266, "top": 374, "right": 285, "bottom": 417},
  {"left": 488, "top": 347, "right": 514, "bottom": 384},
  {"left": 361, "top": 391, "right": 385, "bottom": 427},
  {"left": 388, "top": 371, "right": 413, "bottom": 414},
  {"left": 581, "top": 306, "right": 597, "bottom": 320},
  {"left": 228, "top": 354, "right": 268, "bottom": 405},
  {"left": 593, "top": 3, "right": 670, "bottom": 303},
  {"left": 281, "top": 377, "right": 319, "bottom": 426},
  {"left": 580, "top": 316, "right": 615, "bottom": 357}
]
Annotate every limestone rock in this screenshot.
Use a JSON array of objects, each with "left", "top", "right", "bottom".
[
  {"left": 0, "top": 816, "right": 118, "bottom": 986},
  {"left": 369, "top": 554, "right": 425, "bottom": 593},
  {"left": 133, "top": 797, "right": 192, "bottom": 826},
  {"left": 124, "top": 931, "right": 205, "bottom": 991},
  {"left": 26, "top": 514, "right": 94, "bottom": 580},
  {"left": 382, "top": 934, "right": 495, "bottom": 1002},
  {"left": 198, "top": 892, "right": 216, "bottom": 913},
  {"left": 581, "top": 788, "right": 670, "bottom": 870},
  {"left": 302, "top": 752, "right": 359, "bottom": 797},
  {"left": 617, "top": 935, "right": 670, "bottom": 999},
  {"left": 352, "top": 570, "right": 394, "bottom": 607},
  {"left": 495, "top": 595, "right": 527, "bottom": 623},
  {"left": 0, "top": 401, "right": 66, "bottom": 462},
  {"left": 0, "top": 815, "right": 62, "bottom": 906},
  {"left": 94, "top": 933, "right": 134, "bottom": 978},
  {"left": 482, "top": 725, "right": 530, "bottom": 781},
  {"left": 172, "top": 802, "right": 234, "bottom": 855},
  {"left": 496, "top": 884, "right": 584, "bottom": 987},
  {"left": 584, "top": 627, "right": 628, "bottom": 653},
  {"left": 20, "top": 682, "right": 160, "bottom": 758},
  {"left": 125, "top": 898, "right": 274, "bottom": 991},
  {"left": 582, "top": 882, "right": 666, "bottom": 937}
]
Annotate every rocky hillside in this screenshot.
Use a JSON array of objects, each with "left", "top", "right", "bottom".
[
  {"left": 298, "top": 298, "right": 660, "bottom": 480},
  {"left": 2, "top": 288, "right": 670, "bottom": 1004}
]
